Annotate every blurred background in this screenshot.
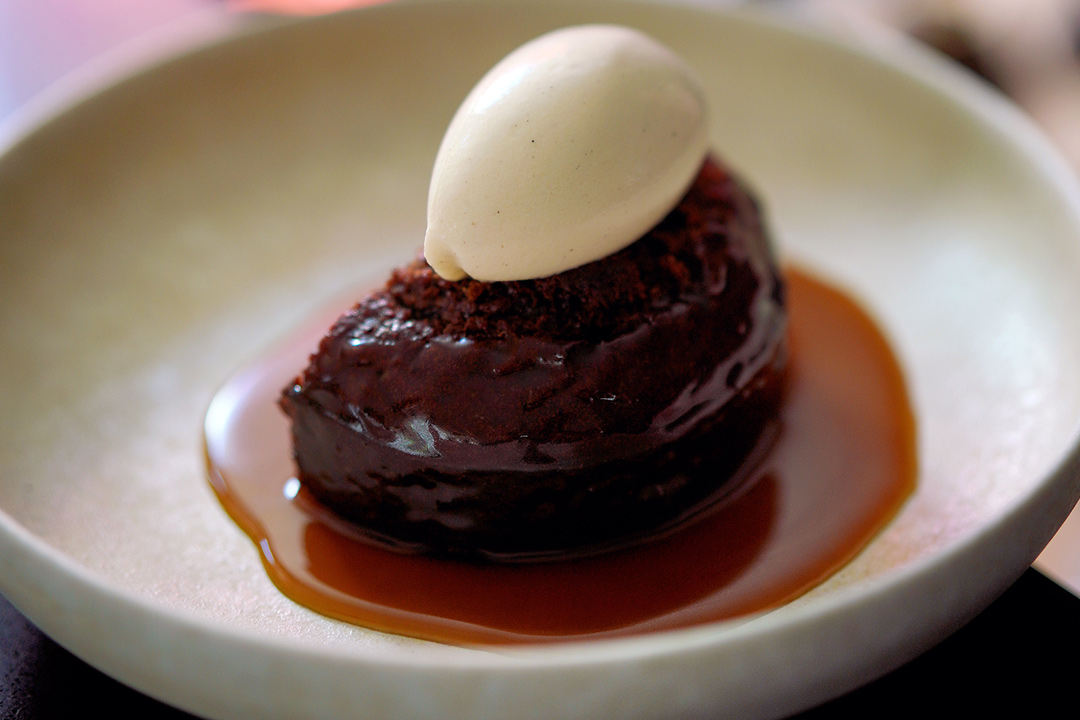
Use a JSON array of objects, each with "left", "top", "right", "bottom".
[
  {"left": 4, "top": 0, "right": 1080, "bottom": 163},
  {"left": 4, "top": 1, "right": 1080, "bottom": 169},
  {"left": 797, "top": 0, "right": 1080, "bottom": 170}
]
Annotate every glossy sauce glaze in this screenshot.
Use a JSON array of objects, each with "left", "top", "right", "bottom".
[
  {"left": 204, "top": 269, "right": 916, "bottom": 645},
  {"left": 282, "top": 157, "right": 786, "bottom": 559}
]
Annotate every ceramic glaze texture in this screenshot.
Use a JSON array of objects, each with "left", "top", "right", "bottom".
[{"left": 1, "top": 2, "right": 1079, "bottom": 720}]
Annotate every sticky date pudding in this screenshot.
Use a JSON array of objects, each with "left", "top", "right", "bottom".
[{"left": 279, "top": 156, "right": 786, "bottom": 558}]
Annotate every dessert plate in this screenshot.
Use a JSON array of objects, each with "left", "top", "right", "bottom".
[{"left": 2, "top": 1, "right": 1080, "bottom": 718}]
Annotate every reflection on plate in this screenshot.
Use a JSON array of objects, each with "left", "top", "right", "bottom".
[{"left": 1, "top": 2, "right": 1079, "bottom": 719}]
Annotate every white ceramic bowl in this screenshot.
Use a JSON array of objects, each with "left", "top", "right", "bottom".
[{"left": 2, "top": 1, "right": 1079, "bottom": 718}]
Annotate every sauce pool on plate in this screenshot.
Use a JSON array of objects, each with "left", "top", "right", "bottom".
[{"left": 204, "top": 268, "right": 916, "bottom": 645}]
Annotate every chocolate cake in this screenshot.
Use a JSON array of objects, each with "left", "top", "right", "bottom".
[{"left": 281, "top": 157, "right": 787, "bottom": 560}]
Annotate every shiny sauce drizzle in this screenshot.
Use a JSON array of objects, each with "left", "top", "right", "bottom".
[{"left": 204, "top": 269, "right": 916, "bottom": 645}]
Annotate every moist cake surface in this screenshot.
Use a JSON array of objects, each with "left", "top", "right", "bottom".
[{"left": 280, "top": 157, "right": 788, "bottom": 559}]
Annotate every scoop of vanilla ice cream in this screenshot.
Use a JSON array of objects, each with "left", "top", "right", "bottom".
[{"left": 424, "top": 24, "right": 709, "bottom": 282}]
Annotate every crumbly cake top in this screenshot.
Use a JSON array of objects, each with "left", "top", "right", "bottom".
[{"left": 343, "top": 156, "right": 752, "bottom": 345}]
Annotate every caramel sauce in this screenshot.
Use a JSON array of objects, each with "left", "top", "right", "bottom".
[{"left": 205, "top": 269, "right": 916, "bottom": 645}]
